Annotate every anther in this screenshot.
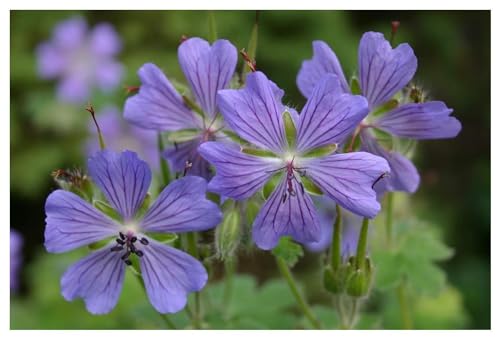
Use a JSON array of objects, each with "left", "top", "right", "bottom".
[
  {"left": 119, "top": 232, "right": 126, "bottom": 240},
  {"left": 135, "top": 250, "right": 144, "bottom": 257},
  {"left": 300, "top": 183, "right": 305, "bottom": 194},
  {"left": 130, "top": 236, "right": 137, "bottom": 243},
  {"left": 140, "top": 238, "right": 149, "bottom": 245},
  {"left": 116, "top": 238, "right": 125, "bottom": 245},
  {"left": 124, "top": 259, "right": 132, "bottom": 266},
  {"left": 282, "top": 192, "right": 288, "bottom": 204},
  {"left": 121, "top": 252, "right": 131, "bottom": 261},
  {"left": 110, "top": 245, "right": 123, "bottom": 252},
  {"left": 130, "top": 243, "right": 137, "bottom": 253}
]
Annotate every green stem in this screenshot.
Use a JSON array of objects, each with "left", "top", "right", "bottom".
[
  {"left": 186, "top": 232, "right": 202, "bottom": 328},
  {"left": 132, "top": 272, "right": 176, "bottom": 329},
  {"left": 347, "top": 298, "right": 359, "bottom": 329},
  {"left": 355, "top": 218, "right": 370, "bottom": 269},
  {"left": 397, "top": 281, "right": 413, "bottom": 329},
  {"left": 223, "top": 259, "right": 235, "bottom": 306},
  {"left": 330, "top": 204, "right": 343, "bottom": 270},
  {"left": 208, "top": 11, "right": 217, "bottom": 42},
  {"left": 385, "top": 192, "right": 394, "bottom": 246},
  {"left": 157, "top": 133, "right": 170, "bottom": 188},
  {"left": 275, "top": 256, "right": 321, "bottom": 329}
]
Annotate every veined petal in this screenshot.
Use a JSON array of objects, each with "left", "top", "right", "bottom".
[
  {"left": 163, "top": 137, "right": 212, "bottom": 179},
  {"left": 304, "top": 152, "right": 390, "bottom": 218},
  {"left": 296, "top": 74, "right": 369, "bottom": 152},
  {"left": 140, "top": 239, "right": 207, "bottom": 314},
  {"left": 36, "top": 42, "right": 67, "bottom": 78},
  {"left": 360, "top": 130, "right": 420, "bottom": 193},
  {"left": 124, "top": 63, "right": 199, "bottom": 131},
  {"left": 358, "top": 32, "right": 417, "bottom": 109},
  {"left": 374, "top": 101, "right": 462, "bottom": 140},
  {"left": 297, "top": 40, "right": 350, "bottom": 98},
  {"left": 198, "top": 141, "right": 283, "bottom": 200},
  {"left": 140, "top": 176, "right": 222, "bottom": 233},
  {"left": 57, "top": 74, "right": 90, "bottom": 103},
  {"left": 44, "top": 190, "right": 119, "bottom": 253},
  {"left": 178, "top": 38, "right": 237, "bottom": 117},
  {"left": 88, "top": 150, "right": 151, "bottom": 221},
  {"left": 61, "top": 245, "right": 126, "bottom": 315},
  {"left": 217, "top": 71, "right": 287, "bottom": 153},
  {"left": 52, "top": 17, "right": 88, "bottom": 51},
  {"left": 252, "top": 178, "right": 321, "bottom": 250}
]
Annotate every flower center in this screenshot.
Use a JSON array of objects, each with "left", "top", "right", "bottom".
[
  {"left": 110, "top": 231, "right": 149, "bottom": 265},
  {"left": 282, "top": 156, "right": 306, "bottom": 203}
]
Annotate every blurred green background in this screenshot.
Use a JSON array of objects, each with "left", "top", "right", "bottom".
[{"left": 10, "top": 10, "right": 490, "bottom": 329}]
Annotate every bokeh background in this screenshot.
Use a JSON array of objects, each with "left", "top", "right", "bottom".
[{"left": 10, "top": 10, "right": 490, "bottom": 329}]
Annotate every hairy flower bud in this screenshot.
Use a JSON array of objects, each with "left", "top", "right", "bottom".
[
  {"left": 215, "top": 208, "right": 241, "bottom": 260},
  {"left": 345, "top": 257, "right": 373, "bottom": 298}
]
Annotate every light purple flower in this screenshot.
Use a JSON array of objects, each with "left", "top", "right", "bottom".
[
  {"left": 11, "top": 230, "right": 23, "bottom": 291},
  {"left": 36, "top": 17, "right": 123, "bottom": 103},
  {"left": 297, "top": 32, "right": 461, "bottom": 193},
  {"left": 86, "top": 106, "right": 159, "bottom": 169},
  {"left": 124, "top": 37, "right": 237, "bottom": 179},
  {"left": 44, "top": 150, "right": 222, "bottom": 314},
  {"left": 199, "top": 71, "right": 389, "bottom": 250}
]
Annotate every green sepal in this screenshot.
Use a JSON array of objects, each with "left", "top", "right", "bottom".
[
  {"left": 262, "top": 172, "right": 283, "bottom": 200},
  {"left": 223, "top": 130, "right": 247, "bottom": 145},
  {"left": 271, "top": 236, "right": 304, "bottom": 268},
  {"left": 243, "top": 11, "right": 259, "bottom": 77},
  {"left": 301, "top": 176, "right": 323, "bottom": 195},
  {"left": 93, "top": 200, "right": 122, "bottom": 222},
  {"left": 147, "top": 232, "right": 178, "bottom": 244},
  {"left": 88, "top": 238, "right": 112, "bottom": 250},
  {"left": 245, "top": 199, "right": 261, "bottom": 228},
  {"left": 283, "top": 110, "right": 297, "bottom": 148},
  {"left": 135, "top": 193, "right": 151, "bottom": 220},
  {"left": 323, "top": 266, "right": 345, "bottom": 295},
  {"left": 242, "top": 147, "right": 277, "bottom": 158},
  {"left": 346, "top": 257, "right": 373, "bottom": 298},
  {"left": 166, "top": 129, "right": 200, "bottom": 143},
  {"left": 182, "top": 95, "right": 205, "bottom": 117},
  {"left": 302, "top": 143, "right": 338, "bottom": 158},
  {"left": 207, "top": 192, "right": 221, "bottom": 205},
  {"left": 371, "top": 99, "right": 399, "bottom": 117},
  {"left": 350, "top": 77, "right": 361, "bottom": 95}
]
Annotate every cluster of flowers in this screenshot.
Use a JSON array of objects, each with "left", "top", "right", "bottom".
[{"left": 39, "top": 18, "right": 461, "bottom": 315}]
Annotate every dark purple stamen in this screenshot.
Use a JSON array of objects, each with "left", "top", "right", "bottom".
[
  {"left": 372, "top": 172, "right": 389, "bottom": 189},
  {"left": 111, "top": 233, "right": 149, "bottom": 263}
]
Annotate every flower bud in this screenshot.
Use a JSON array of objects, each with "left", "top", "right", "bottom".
[
  {"left": 323, "top": 266, "right": 345, "bottom": 294},
  {"left": 346, "top": 257, "right": 373, "bottom": 298},
  {"left": 215, "top": 209, "right": 241, "bottom": 261}
]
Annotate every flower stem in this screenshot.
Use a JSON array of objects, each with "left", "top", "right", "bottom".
[
  {"left": 355, "top": 218, "right": 370, "bottom": 269},
  {"left": 397, "top": 280, "right": 413, "bottom": 329},
  {"left": 385, "top": 192, "right": 394, "bottom": 246},
  {"left": 347, "top": 298, "right": 359, "bottom": 329},
  {"left": 157, "top": 133, "right": 170, "bottom": 188},
  {"left": 330, "top": 204, "right": 343, "bottom": 270},
  {"left": 223, "top": 259, "right": 235, "bottom": 306},
  {"left": 131, "top": 271, "right": 176, "bottom": 329},
  {"left": 275, "top": 256, "right": 321, "bottom": 329},
  {"left": 186, "top": 232, "right": 202, "bottom": 329}
]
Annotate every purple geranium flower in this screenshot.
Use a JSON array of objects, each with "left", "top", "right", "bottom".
[
  {"left": 86, "top": 106, "right": 159, "bottom": 169},
  {"left": 199, "top": 71, "right": 389, "bottom": 250},
  {"left": 44, "top": 150, "right": 222, "bottom": 314},
  {"left": 10, "top": 230, "right": 23, "bottom": 291},
  {"left": 36, "top": 17, "right": 123, "bottom": 103},
  {"left": 297, "top": 32, "right": 461, "bottom": 193},
  {"left": 124, "top": 37, "right": 237, "bottom": 178}
]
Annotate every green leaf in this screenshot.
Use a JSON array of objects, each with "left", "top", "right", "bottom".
[
  {"left": 283, "top": 110, "right": 297, "bottom": 148},
  {"left": 302, "top": 143, "right": 338, "bottom": 158},
  {"left": 271, "top": 236, "right": 304, "bottom": 268},
  {"left": 373, "top": 221, "right": 454, "bottom": 296},
  {"left": 222, "top": 130, "right": 247, "bottom": 145}
]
